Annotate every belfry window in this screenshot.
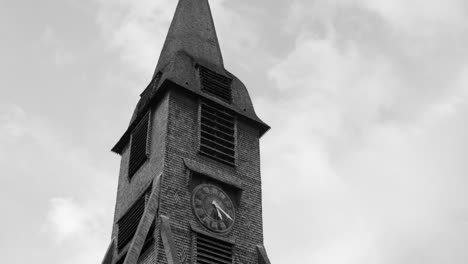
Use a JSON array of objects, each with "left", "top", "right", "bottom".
[
  {"left": 196, "top": 233, "right": 233, "bottom": 264},
  {"left": 199, "top": 65, "right": 233, "bottom": 103},
  {"left": 117, "top": 186, "right": 152, "bottom": 252},
  {"left": 200, "top": 100, "right": 235, "bottom": 166},
  {"left": 128, "top": 111, "right": 150, "bottom": 178}
]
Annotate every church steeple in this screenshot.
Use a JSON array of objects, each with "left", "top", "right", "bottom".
[
  {"left": 103, "top": 1, "right": 272, "bottom": 264},
  {"left": 155, "top": 0, "right": 224, "bottom": 73}
]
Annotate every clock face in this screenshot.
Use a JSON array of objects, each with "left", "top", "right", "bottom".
[{"left": 192, "top": 184, "right": 236, "bottom": 233}]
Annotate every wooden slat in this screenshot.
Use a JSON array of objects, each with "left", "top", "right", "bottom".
[
  {"left": 201, "top": 109, "right": 234, "bottom": 128},
  {"left": 201, "top": 131, "right": 235, "bottom": 148},
  {"left": 200, "top": 144, "right": 232, "bottom": 159},
  {"left": 201, "top": 124, "right": 235, "bottom": 140},
  {"left": 128, "top": 112, "right": 149, "bottom": 177},
  {"left": 197, "top": 258, "right": 231, "bottom": 264},
  {"left": 201, "top": 102, "right": 234, "bottom": 119},
  {"left": 200, "top": 145, "right": 235, "bottom": 165},
  {"left": 198, "top": 241, "right": 231, "bottom": 256},
  {"left": 197, "top": 241, "right": 232, "bottom": 255},
  {"left": 201, "top": 70, "right": 232, "bottom": 86},
  {"left": 197, "top": 234, "right": 232, "bottom": 249},
  {"left": 196, "top": 233, "right": 233, "bottom": 264},
  {"left": 200, "top": 68, "right": 232, "bottom": 84},
  {"left": 201, "top": 106, "right": 234, "bottom": 125},
  {"left": 200, "top": 100, "right": 235, "bottom": 167},
  {"left": 117, "top": 188, "right": 151, "bottom": 251},
  {"left": 201, "top": 86, "right": 231, "bottom": 100},
  {"left": 201, "top": 138, "right": 235, "bottom": 155},
  {"left": 201, "top": 81, "right": 231, "bottom": 94},
  {"left": 199, "top": 66, "right": 232, "bottom": 102},
  {"left": 201, "top": 117, "right": 234, "bottom": 135},
  {"left": 197, "top": 252, "right": 232, "bottom": 264}
]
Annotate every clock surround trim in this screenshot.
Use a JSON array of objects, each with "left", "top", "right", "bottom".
[
  {"left": 190, "top": 222, "right": 236, "bottom": 244},
  {"left": 183, "top": 158, "right": 244, "bottom": 189}
]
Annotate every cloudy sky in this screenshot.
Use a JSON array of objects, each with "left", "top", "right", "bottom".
[{"left": 2, "top": 0, "right": 468, "bottom": 263}]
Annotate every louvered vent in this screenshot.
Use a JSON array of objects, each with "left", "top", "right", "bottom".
[
  {"left": 200, "top": 101, "right": 235, "bottom": 166},
  {"left": 199, "top": 66, "right": 232, "bottom": 103},
  {"left": 117, "top": 187, "right": 151, "bottom": 251},
  {"left": 196, "top": 233, "right": 233, "bottom": 264},
  {"left": 129, "top": 111, "right": 150, "bottom": 177},
  {"left": 138, "top": 242, "right": 155, "bottom": 264}
]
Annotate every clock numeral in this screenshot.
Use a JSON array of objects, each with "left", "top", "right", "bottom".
[
  {"left": 196, "top": 208, "right": 205, "bottom": 217},
  {"left": 220, "top": 222, "right": 227, "bottom": 230}
]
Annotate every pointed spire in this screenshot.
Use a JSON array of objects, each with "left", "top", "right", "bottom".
[{"left": 155, "top": 0, "right": 224, "bottom": 72}]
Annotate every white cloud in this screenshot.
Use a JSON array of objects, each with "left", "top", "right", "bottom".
[
  {"left": 0, "top": 103, "right": 115, "bottom": 264},
  {"left": 95, "top": 0, "right": 177, "bottom": 76},
  {"left": 87, "top": 0, "right": 468, "bottom": 263},
  {"left": 94, "top": 0, "right": 271, "bottom": 80},
  {"left": 259, "top": 1, "right": 468, "bottom": 263},
  {"left": 67, "top": 0, "right": 468, "bottom": 263},
  {"left": 273, "top": 0, "right": 468, "bottom": 140},
  {"left": 43, "top": 197, "right": 112, "bottom": 264},
  {"left": 44, "top": 198, "right": 91, "bottom": 242},
  {"left": 267, "top": 36, "right": 397, "bottom": 148},
  {"left": 361, "top": 0, "right": 468, "bottom": 35}
]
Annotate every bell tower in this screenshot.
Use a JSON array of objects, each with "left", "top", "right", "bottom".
[{"left": 102, "top": 0, "right": 271, "bottom": 264}]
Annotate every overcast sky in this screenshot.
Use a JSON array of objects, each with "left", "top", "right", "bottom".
[{"left": 1, "top": 0, "right": 468, "bottom": 263}]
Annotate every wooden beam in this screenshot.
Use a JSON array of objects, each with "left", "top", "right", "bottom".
[
  {"left": 123, "top": 173, "right": 162, "bottom": 264},
  {"left": 160, "top": 215, "right": 182, "bottom": 264}
]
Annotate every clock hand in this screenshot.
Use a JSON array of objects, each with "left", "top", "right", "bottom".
[
  {"left": 213, "top": 201, "right": 233, "bottom": 221},
  {"left": 211, "top": 201, "right": 223, "bottom": 220},
  {"left": 218, "top": 206, "right": 233, "bottom": 221}
]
